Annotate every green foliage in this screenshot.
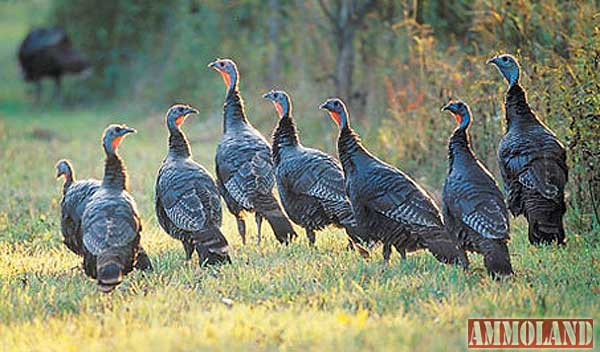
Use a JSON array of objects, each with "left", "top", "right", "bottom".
[
  {"left": 373, "top": 1, "right": 599, "bottom": 233},
  {"left": 50, "top": 0, "right": 174, "bottom": 96},
  {"left": 1, "top": 1, "right": 599, "bottom": 349}
]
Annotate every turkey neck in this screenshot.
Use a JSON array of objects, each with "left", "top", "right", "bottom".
[
  {"left": 223, "top": 88, "right": 249, "bottom": 132},
  {"left": 62, "top": 168, "right": 75, "bottom": 194},
  {"left": 103, "top": 152, "right": 128, "bottom": 191},
  {"left": 272, "top": 113, "right": 299, "bottom": 165},
  {"left": 168, "top": 126, "right": 191, "bottom": 159},
  {"left": 448, "top": 128, "right": 476, "bottom": 170},
  {"left": 338, "top": 126, "right": 372, "bottom": 174},
  {"left": 505, "top": 83, "right": 538, "bottom": 129}
]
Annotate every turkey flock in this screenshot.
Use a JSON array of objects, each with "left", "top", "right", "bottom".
[{"left": 56, "top": 54, "right": 568, "bottom": 292}]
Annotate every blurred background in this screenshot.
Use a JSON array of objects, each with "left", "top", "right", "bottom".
[{"left": 0, "top": 0, "right": 598, "bottom": 236}]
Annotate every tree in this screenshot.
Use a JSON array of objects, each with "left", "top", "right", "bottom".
[
  {"left": 267, "top": 0, "right": 282, "bottom": 85},
  {"left": 316, "top": 0, "right": 378, "bottom": 109}
]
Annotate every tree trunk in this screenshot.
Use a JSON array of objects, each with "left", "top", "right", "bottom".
[
  {"left": 414, "top": 0, "right": 424, "bottom": 24},
  {"left": 335, "top": 27, "right": 355, "bottom": 102},
  {"left": 317, "top": 0, "right": 377, "bottom": 121},
  {"left": 334, "top": 0, "right": 357, "bottom": 120},
  {"left": 267, "top": 0, "right": 281, "bottom": 85}
]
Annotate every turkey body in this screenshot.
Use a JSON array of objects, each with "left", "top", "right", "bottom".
[
  {"left": 443, "top": 128, "right": 512, "bottom": 277},
  {"left": 18, "top": 27, "right": 89, "bottom": 97},
  {"left": 81, "top": 130, "right": 148, "bottom": 292},
  {"left": 216, "top": 90, "right": 296, "bottom": 244},
  {"left": 338, "top": 127, "right": 467, "bottom": 266},
  {"left": 498, "top": 84, "right": 568, "bottom": 245},
  {"left": 58, "top": 160, "right": 151, "bottom": 272},
  {"left": 82, "top": 186, "right": 142, "bottom": 292},
  {"left": 156, "top": 152, "right": 230, "bottom": 265},
  {"left": 60, "top": 178, "right": 100, "bottom": 256},
  {"left": 272, "top": 112, "right": 368, "bottom": 247}
]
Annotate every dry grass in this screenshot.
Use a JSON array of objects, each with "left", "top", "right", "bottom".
[{"left": 1, "top": 1, "right": 598, "bottom": 351}]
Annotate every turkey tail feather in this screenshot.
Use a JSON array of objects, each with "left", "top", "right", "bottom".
[
  {"left": 194, "top": 226, "right": 231, "bottom": 266},
  {"left": 263, "top": 208, "right": 297, "bottom": 244},
  {"left": 526, "top": 196, "right": 566, "bottom": 245},
  {"left": 528, "top": 216, "right": 566, "bottom": 245},
  {"left": 96, "top": 259, "right": 123, "bottom": 293},
  {"left": 479, "top": 240, "right": 513, "bottom": 279},
  {"left": 134, "top": 246, "right": 153, "bottom": 271},
  {"left": 95, "top": 246, "right": 135, "bottom": 293},
  {"left": 420, "top": 229, "right": 468, "bottom": 268}
]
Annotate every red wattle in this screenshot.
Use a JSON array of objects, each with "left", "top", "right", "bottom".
[
  {"left": 111, "top": 136, "right": 124, "bottom": 151},
  {"left": 175, "top": 115, "right": 186, "bottom": 126},
  {"left": 273, "top": 102, "right": 284, "bottom": 117},
  {"left": 454, "top": 113, "right": 462, "bottom": 125},
  {"left": 329, "top": 111, "right": 342, "bottom": 126},
  {"left": 220, "top": 71, "right": 231, "bottom": 89}
]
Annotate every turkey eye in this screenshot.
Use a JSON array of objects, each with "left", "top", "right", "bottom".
[
  {"left": 502, "top": 57, "right": 508, "bottom": 62},
  {"left": 274, "top": 93, "right": 279, "bottom": 98},
  {"left": 219, "top": 62, "right": 224, "bottom": 67},
  {"left": 334, "top": 101, "right": 340, "bottom": 107},
  {"left": 115, "top": 127, "right": 122, "bottom": 133}
]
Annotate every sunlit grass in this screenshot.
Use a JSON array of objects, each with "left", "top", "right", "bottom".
[
  {"left": 0, "top": 1, "right": 599, "bottom": 351},
  {"left": 0, "top": 105, "right": 598, "bottom": 350}
]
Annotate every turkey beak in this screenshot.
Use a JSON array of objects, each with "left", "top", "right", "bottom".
[
  {"left": 262, "top": 92, "right": 273, "bottom": 100},
  {"left": 486, "top": 57, "right": 497, "bottom": 65},
  {"left": 208, "top": 61, "right": 219, "bottom": 71},
  {"left": 318, "top": 102, "right": 329, "bottom": 111},
  {"left": 441, "top": 102, "right": 452, "bottom": 112},
  {"left": 185, "top": 107, "right": 199, "bottom": 115},
  {"left": 123, "top": 127, "right": 137, "bottom": 135}
]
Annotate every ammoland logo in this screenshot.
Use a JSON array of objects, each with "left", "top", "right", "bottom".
[{"left": 467, "top": 319, "right": 593, "bottom": 349}]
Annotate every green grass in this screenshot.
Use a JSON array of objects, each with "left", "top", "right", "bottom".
[{"left": 0, "top": 1, "right": 599, "bottom": 351}]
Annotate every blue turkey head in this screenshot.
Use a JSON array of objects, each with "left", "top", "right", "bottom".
[
  {"left": 263, "top": 90, "right": 291, "bottom": 118},
  {"left": 441, "top": 100, "right": 472, "bottom": 130},
  {"left": 487, "top": 54, "right": 520, "bottom": 87},
  {"left": 208, "top": 58, "right": 239, "bottom": 92},
  {"left": 166, "top": 104, "right": 198, "bottom": 129},
  {"left": 319, "top": 98, "right": 349, "bottom": 129},
  {"left": 102, "top": 124, "right": 136, "bottom": 154},
  {"left": 56, "top": 159, "right": 73, "bottom": 179}
]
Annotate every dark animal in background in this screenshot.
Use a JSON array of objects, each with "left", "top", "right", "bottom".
[
  {"left": 441, "top": 101, "right": 513, "bottom": 278},
  {"left": 209, "top": 58, "right": 297, "bottom": 245},
  {"left": 18, "top": 27, "right": 90, "bottom": 101},
  {"left": 56, "top": 159, "right": 152, "bottom": 270},
  {"left": 488, "top": 54, "right": 568, "bottom": 246},
  {"left": 155, "top": 104, "right": 231, "bottom": 266},
  {"left": 321, "top": 98, "right": 468, "bottom": 267},
  {"left": 81, "top": 125, "right": 152, "bottom": 293},
  {"left": 263, "top": 90, "right": 369, "bottom": 256}
]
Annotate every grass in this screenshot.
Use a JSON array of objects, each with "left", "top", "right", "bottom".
[{"left": 0, "top": 1, "right": 599, "bottom": 351}]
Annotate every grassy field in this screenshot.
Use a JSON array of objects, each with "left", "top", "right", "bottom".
[{"left": 1, "top": 2, "right": 599, "bottom": 351}]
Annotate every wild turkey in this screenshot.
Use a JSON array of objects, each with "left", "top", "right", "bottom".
[
  {"left": 209, "top": 58, "right": 296, "bottom": 245},
  {"left": 488, "top": 54, "right": 568, "bottom": 245},
  {"left": 18, "top": 27, "right": 90, "bottom": 101},
  {"left": 56, "top": 159, "right": 152, "bottom": 270},
  {"left": 155, "top": 104, "right": 230, "bottom": 265},
  {"left": 81, "top": 124, "right": 149, "bottom": 292},
  {"left": 320, "top": 98, "right": 468, "bottom": 266},
  {"left": 441, "top": 101, "right": 512, "bottom": 277},
  {"left": 263, "top": 90, "right": 370, "bottom": 255},
  {"left": 56, "top": 159, "right": 100, "bottom": 256}
]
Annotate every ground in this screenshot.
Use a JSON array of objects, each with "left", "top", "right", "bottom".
[{"left": 0, "top": 2, "right": 598, "bottom": 351}]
